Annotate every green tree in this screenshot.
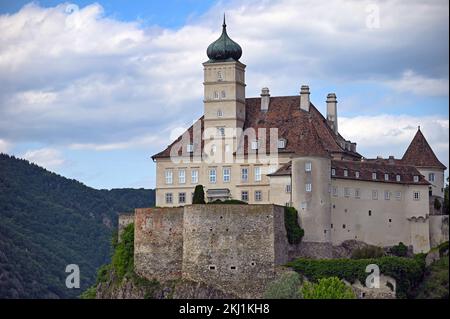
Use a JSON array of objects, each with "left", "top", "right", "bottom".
[
  {"left": 263, "top": 272, "right": 302, "bottom": 299},
  {"left": 192, "top": 185, "right": 206, "bottom": 204},
  {"left": 443, "top": 177, "right": 449, "bottom": 215},
  {"left": 284, "top": 207, "right": 304, "bottom": 244},
  {"left": 301, "top": 277, "right": 355, "bottom": 299},
  {"left": 111, "top": 224, "right": 134, "bottom": 280}
]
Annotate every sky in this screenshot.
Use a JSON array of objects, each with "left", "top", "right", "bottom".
[{"left": 0, "top": 0, "right": 448, "bottom": 190}]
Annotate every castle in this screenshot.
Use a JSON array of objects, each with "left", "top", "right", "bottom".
[{"left": 120, "top": 18, "right": 448, "bottom": 297}]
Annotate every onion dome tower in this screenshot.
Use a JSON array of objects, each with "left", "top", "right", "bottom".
[{"left": 206, "top": 15, "right": 242, "bottom": 62}]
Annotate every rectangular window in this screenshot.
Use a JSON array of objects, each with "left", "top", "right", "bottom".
[
  {"left": 331, "top": 168, "right": 336, "bottom": 176},
  {"left": 429, "top": 173, "right": 435, "bottom": 182},
  {"left": 395, "top": 191, "right": 402, "bottom": 200},
  {"left": 241, "top": 191, "right": 249, "bottom": 202},
  {"left": 255, "top": 190, "right": 262, "bottom": 201},
  {"left": 396, "top": 174, "right": 401, "bottom": 182},
  {"left": 305, "top": 162, "right": 312, "bottom": 172},
  {"left": 178, "top": 169, "right": 186, "bottom": 184},
  {"left": 165, "top": 170, "right": 173, "bottom": 184},
  {"left": 413, "top": 191, "right": 420, "bottom": 201},
  {"left": 384, "top": 173, "right": 389, "bottom": 181},
  {"left": 254, "top": 166, "right": 262, "bottom": 182},
  {"left": 332, "top": 186, "right": 338, "bottom": 197},
  {"left": 251, "top": 140, "right": 259, "bottom": 150},
  {"left": 217, "top": 127, "right": 225, "bottom": 137},
  {"left": 241, "top": 167, "right": 249, "bottom": 182},
  {"left": 285, "top": 184, "right": 292, "bottom": 193},
  {"left": 186, "top": 144, "right": 193, "bottom": 153},
  {"left": 191, "top": 169, "right": 198, "bottom": 184},
  {"left": 372, "top": 172, "right": 377, "bottom": 180},
  {"left": 165, "top": 193, "right": 173, "bottom": 204},
  {"left": 223, "top": 167, "right": 231, "bottom": 182},
  {"left": 278, "top": 139, "right": 286, "bottom": 149},
  {"left": 209, "top": 168, "right": 216, "bottom": 183},
  {"left": 344, "top": 187, "right": 350, "bottom": 197},
  {"left": 413, "top": 175, "right": 419, "bottom": 183},
  {"left": 384, "top": 191, "right": 390, "bottom": 200},
  {"left": 179, "top": 192, "right": 186, "bottom": 204},
  {"left": 372, "top": 190, "right": 378, "bottom": 200},
  {"left": 355, "top": 171, "right": 360, "bottom": 178},
  {"left": 306, "top": 183, "right": 312, "bottom": 192},
  {"left": 355, "top": 188, "right": 361, "bottom": 199},
  {"left": 344, "top": 169, "right": 348, "bottom": 177}
]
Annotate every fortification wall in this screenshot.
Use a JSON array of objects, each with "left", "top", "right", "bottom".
[
  {"left": 118, "top": 213, "right": 134, "bottom": 242},
  {"left": 429, "top": 214, "right": 449, "bottom": 248},
  {"left": 182, "top": 204, "right": 286, "bottom": 298},
  {"left": 134, "top": 207, "right": 184, "bottom": 281}
]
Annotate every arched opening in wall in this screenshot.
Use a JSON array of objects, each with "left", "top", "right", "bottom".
[
  {"left": 386, "top": 281, "right": 395, "bottom": 292},
  {"left": 368, "top": 210, "right": 372, "bottom": 216}
]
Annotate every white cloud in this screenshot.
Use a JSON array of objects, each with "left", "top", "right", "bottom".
[
  {"left": 22, "top": 148, "right": 66, "bottom": 169},
  {"left": 340, "top": 115, "right": 449, "bottom": 168},
  {"left": 0, "top": 138, "right": 10, "bottom": 153},
  {"left": 385, "top": 70, "right": 449, "bottom": 96}
]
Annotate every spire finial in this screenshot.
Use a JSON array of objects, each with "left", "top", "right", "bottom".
[
  {"left": 418, "top": 125, "right": 421, "bottom": 131},
  {"left": 223, "top": 13, "right": 226, "bottom": 28}
]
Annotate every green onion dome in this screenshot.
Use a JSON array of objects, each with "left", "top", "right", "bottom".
[{"left": 207, "top": 15, "right": 242, "bottom": 62}]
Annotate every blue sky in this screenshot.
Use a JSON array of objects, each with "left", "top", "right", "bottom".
[{"left": 0, "top": 0, "right": 448, "bottom": 189}]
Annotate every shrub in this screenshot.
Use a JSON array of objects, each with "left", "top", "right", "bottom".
[
  {"left": 111, "top": 223, "right": 134, "bottom": 280},
  {"left": 414, "top": 256, "right": 449, "bottom": 299},
  {"left": 79, "top": 286, "right": 96, "bottom": 299},
  {"left": 351, "top": 246, "right": 385, "bottom": 259},
  {"left": 434, "top": 198, "right": 442, "bottom": 211},
  {"left": 96, "top": 264, "right": 111, "bottom": 284},
  {"left": 192, "top": 185, "right": 206, "bottom": 204},
  {"left": 287, "top": 256, "right": 425, "bottom": 298},
  {"left": 209, "top": 199, "right": 248, "bottom": 205},
  {"left": 390, "top": 242, "right": 408, "bottom": 257},
  {"left": 301, "top": 277, "right": 355, "bottom": 299},
  {"left": 438, "top": 241, "right": 449, "bottom": 257},
  {"left": 263, "top": 272, "right": 302, "bottom": 299},
  {"left": 284, "top": 207, "right": 304, "bottom": 244}
]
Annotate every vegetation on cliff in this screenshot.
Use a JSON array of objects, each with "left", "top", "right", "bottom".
[
  {"left": 0, "top": 153, "right": 155, "bottom": 299},
  {"left": 301, "top": 277, "right": 355, "bottom": 299}
]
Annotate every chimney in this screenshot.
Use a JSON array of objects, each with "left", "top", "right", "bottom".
[
  {"left": 326, "top": 93, "right": 338, "bottom": 134},
  {"left": 261, "top": 87, "right": 270, "bottom": 111},
  {"left": 300, "top": 85, "right": 310, "bottom": 112}
]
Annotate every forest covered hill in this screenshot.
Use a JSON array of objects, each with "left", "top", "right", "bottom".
[{"left": 0, "top": 153, "right": 154, "bottom": 298}]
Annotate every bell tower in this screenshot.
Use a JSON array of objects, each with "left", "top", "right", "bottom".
[{"left": 203, "top": 16, "right": 246, "bottom": 149}]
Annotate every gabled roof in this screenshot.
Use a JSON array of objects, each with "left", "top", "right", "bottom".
[
  {"left": 402, "top": 128, "right": 446, "bottom": 170},
  {"left": 152, "top": 96, "right": 361, "bottom": 160}
]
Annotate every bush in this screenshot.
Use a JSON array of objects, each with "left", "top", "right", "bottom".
[
  {"left": 434, "top": 198, "right": 442, "bottom": 211},
  {"left": 414, "top": 256, "right": 449, "bottom": 299},
  {"left": 301, "top": 277, "right": 355, "bottom": 299},
  {"left": 287, "top": 256, "right": 425, "bottom": 298},
  {"left": 111, "top": 223, "right": 134, "bottom": 280},
  {"left": 209, "top": 199, "right": 248, "bottom": 205},
  {"left": 263, "top": 272, "right": 302, "bottom": 299},
  {"left": 284, "top": 207, "right": 304, "bottom": 244},
  {"left": 351, "top": 246, "right": 385, "bottom": 259},
  {"left": 192, "top": 185, "right": 206, "bottom": 204},
  {"left": 390, "top": 242, "right": 408, "bottom": 257},
  {"left": 438, "top": 241, "right": 449, "bottom": 257},
  {"left": 79, "top": 286, "right": 97, "bottom": 299}
]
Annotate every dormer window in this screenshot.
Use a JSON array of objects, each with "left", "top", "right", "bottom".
[
  {"left": 413, "top": 175, "right": 419, "bottom": 183},
  {"left": 277, "top": 139, "right": 286, "bottom": 149},
  {"left": 372, "top": 172, "right": 377, "bottom": 180},
  {"left": 217, "top": 71, "right": 223, "bottom": 81},
  {"left": 251, "top": 140, "right": 259, "bottom": 150},
  {"left": 186, "top": 143, "right": 194, "bottom": 153},
  {"left": 396, "top": 174, "right": 401, "bottom": 182},
  {"left": 355, "top": 171, "right": 360, "bottom": 178},
  {"left": 331, "top": 168, "right": 336, "bottom": 176},
  {"left": 217, "top": 109, "right": 223, "bottom": 117}
]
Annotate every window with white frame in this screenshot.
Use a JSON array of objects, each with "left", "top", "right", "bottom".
[
  {"left": 344, "top": 169, "right": 348, "bottom": 177},
  {"left": 413, "top": 175, "right": 419, "bottom": 183},
  {"left": 209, "top": 168, "right": 217, "bottom": 183},
  {"left": 213, "top": 91, "right": 219, "bottom": 99},
  {"left": 413, "top": 191, "right": 420, "bottom": 201},
  {"left": 384, "top": 191, "right": 391, "bottom": 200},
  {"left": 355, "top": 171, "right": 360, "bottom": 178},
  {"left": 332, "top": 186, "right": 338, "bottom": 197},
  {"left": 191, "top": 169, "right": 198, "bottom": 184},
  {"left": 384, "top": 173, "right": 389, "bottom": 181},
  {"left": 305, "top": 162, "right": 312, "bottom": 172},
  {"left": 221, "top": 90, "right": 226, "bottom": 99},
  {"left": 372, "top": 190, "right": 378, "bottom": 200},
  {"left": 255, "top": 190, "right": 262, "bottom": 201},
  {"left": 178, "top": 169, "right": 186, "bottom": 184},
  {"left": 217, "top": 109, "right": 223, "bottom": 117},
  {"left": 254, "top": 166, "right": 262, "bottom": 182},
  {"left": 395, "top": 191, "right": 402, "bottom": 200},
  {"left": 217, "top": 127, "right": 225, "bottom": 137},
  {"left": 285, "top": 184, "right": 292, "bottom": 193},
  {"left": 396, "top": 174, "right": 401, "bottom": 182},
  {"left": 223, "top": 167, "right": 231, "bottom": 182},
  {"left": 217, "top": 71, "right": 223, "bottom": 81},
  {"left": 186, "top": 143, "right": 193, "bottom": 153},
  {"left": 305, "top": 183, "right": 312, "bottom": 192},
  {"left": 344, "top": 187, "right": 350, "bottom": 197},
  {"left": 225, "top": 144, "right": 230, "bottom": 153},
  {"left": 372, "top": 172, "right": 377, "bottom": 180},
  {"left": 165, "top": 193, "right": 173, "bottom": 204},
  {"left": 241, "top": 167, "right": 249, "bottom": 182},
  {"left": 165, "top": 170, "right": 173, "bottom": 184},
  {"left": 331, "top": 168, "right": 336, "bottom": 176},
  {"left": 179, "top": 192, "right": 186, "bottom": 204},
  {"left": 429, "top": 173, "right": 435, "bottom": 182},
  {"left": 241, "top": 191, "right": 249, "bottom": 202},
  {"left": 251, "top": 140, "right": 259, "bottom": 150},
  {"left": 355, "top": 188, "right": 361, "bottom": 199},
  {"left": 277, "top": 139, "right": 286, "bottom": 149}
]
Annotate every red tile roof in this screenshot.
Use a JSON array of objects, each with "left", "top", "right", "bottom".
[
  {"left": 402, "top": 128, "right": 446, "bottom": 170},
  {"left": 152, "top": 96, "right": 361, "bottom": 160}
]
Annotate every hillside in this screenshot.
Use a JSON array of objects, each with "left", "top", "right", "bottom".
[{"left": 0, "top": 153, "right": 154, "bottom": 299}]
